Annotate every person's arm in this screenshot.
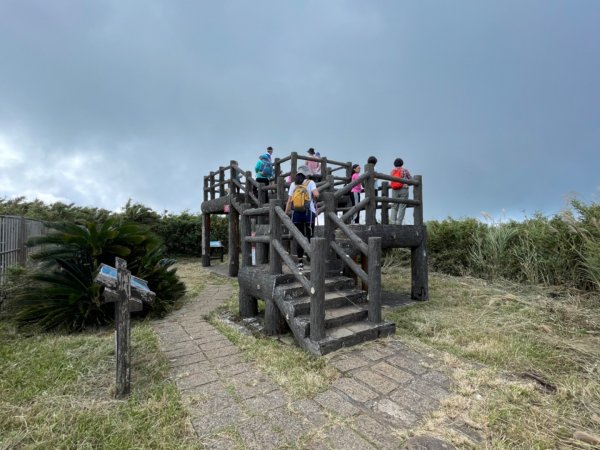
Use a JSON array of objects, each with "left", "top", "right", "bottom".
[{"left": 285, "top": 184, "right": 295, "bottom": 214}]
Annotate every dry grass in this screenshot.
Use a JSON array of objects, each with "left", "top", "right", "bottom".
[
  {"left": 0, "top": 322, "right": 197, "bottom": 449},
  {"left": 383, "top": 266, "right": 600, "bottom": 449}
]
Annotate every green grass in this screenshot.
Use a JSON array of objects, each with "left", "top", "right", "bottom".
[
  {"left": 0, "top": 322, "right": 197, "bottom": 449},
  {"left": 383, "top": 267, "right": 600, "bottom": 449}
]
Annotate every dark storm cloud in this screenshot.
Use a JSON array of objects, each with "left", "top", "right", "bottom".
[{"left": 0, "top": 0, "right": 598, "bottom": 220}]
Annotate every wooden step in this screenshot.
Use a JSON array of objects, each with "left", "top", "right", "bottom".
[
  {"left": 296, "top": 304, "right": 368, "bottom": 338},
  {"left": 314, "top": 320, "right": 396, "bottom": 355},
  {"left": 287, "top": 289, "right": 366, "bottom": 317},
  {"left": 278, "top": 276, "right": 356, "bottom": 300}
]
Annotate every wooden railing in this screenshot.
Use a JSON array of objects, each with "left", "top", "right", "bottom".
[{"left": 203, "top": 153, "right": 427, "bottom": 336}]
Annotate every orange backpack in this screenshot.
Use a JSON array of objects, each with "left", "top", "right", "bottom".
[{"left": 391, "top": 167, "right": 404, "bottom": 189}]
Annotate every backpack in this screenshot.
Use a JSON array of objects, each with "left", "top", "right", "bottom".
[
  {"left": 292, "top": 180, "right": 311, "bottom": 213},
  {"left": 260, "top": 160, "right": 273, "bottom": 178},
  {"left": 391, "top": 167, "right": 404, "bottom": 190}
]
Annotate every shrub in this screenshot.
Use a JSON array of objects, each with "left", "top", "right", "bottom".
[{"left": 6, "top": 218, "right": 186, "bottom": 331}]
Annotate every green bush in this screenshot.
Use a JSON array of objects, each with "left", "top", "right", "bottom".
[{"left": 6, "top": 218, "right": 186, "bottom": 331}]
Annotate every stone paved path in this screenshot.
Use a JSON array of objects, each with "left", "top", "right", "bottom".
[{"left": 151, "top": 281, "right": 458, "bottom": 449}]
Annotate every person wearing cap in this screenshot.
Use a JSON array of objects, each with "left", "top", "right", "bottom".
[
  {"left": 285, "top": 165, "right": 319, "bottom": 272},
  {"left": 255, "top": 152, "right": 273, "bottom": 195},
  {"left": 306, "top": 148, "right": 321, "bottom": 182},
  {"left": 390, "top": 158, "right": 412, "bottom": 225}
]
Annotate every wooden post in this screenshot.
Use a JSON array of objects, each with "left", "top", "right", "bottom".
[
  {"left": 115, "top": 257, "right": 132, "bottom": 398},
  {"left": 238, "top": 269, "right": 258, "bottom": 318},
  {"left": 201, "top": 213, "right": 211, "bottom": 267},
  {"left": 381, "top": 182, "right": 390, "bottom": 225},
  {"left": 274, "top": 157, "right": 281, "bottom": 179},
  {"left": 203, "top": 176, "right": 209, "bottom": 202},
  {"left": 290, "top": 152, "right": 298, "bottom": 181},
  {"left": 209, "top": 171, "right": 216, "bottom": 200},
  {"left": 256, "top": 188, "right": 267, "bottom": 265},
  {"left": 411, "top": 229, "right": 429, "bottom": 301},
  {"left": 310, "top": 237, "right": 326, "bottom": 341},
  {"left": 321, "top": 157, "right": 328, "bottom": 185},
  {"left": 345, "top": 161, "right": 353, "bottom": 183},
  {"left": 218, "top": 166, "right": 225, "bottom": 197},
  {"left": 413, "top": 175, "right": 423, "bottom": 226},
  {"left": 322, "top": 192, "right": 336, "bottom": 261},
  {"left": 269, "top": 200, "right": 282, "bottom": 275},
  {"left": 367, "top": 237, "right": 382, "bottom": 323},
  {"left": 240, "top": 205, "right": 251, "bottom": 267},
  {"left": 277, "top": 175, "right": 286, "bottom": 204},
  {"left": 364, "top": 163, "right": 376, "bottom": 226},
  {"left": 229, "top": 207, "right": 240, "bottom": 277},
  {"left": 245, "top": 171, "right": 252, "bottom": 204}
]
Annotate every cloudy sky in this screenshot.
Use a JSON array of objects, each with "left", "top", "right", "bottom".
[{"left": 0, "top": 0, "right": 598, "bottom": 221}]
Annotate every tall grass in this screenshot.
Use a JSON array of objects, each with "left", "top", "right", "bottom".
[{"left": 419, "top": 200, "right": 600, "bottom": 293}]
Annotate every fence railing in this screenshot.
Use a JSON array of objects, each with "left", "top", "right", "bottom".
[{"left": 0, "top": 216, "right": 47, "bottom": 284}]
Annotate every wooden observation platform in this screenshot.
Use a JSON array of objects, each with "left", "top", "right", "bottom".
[{"left": 201, "top": 152, "right": 428, "bottom": 355}]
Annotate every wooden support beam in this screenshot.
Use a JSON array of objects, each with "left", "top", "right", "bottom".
[
  {"left": 240, "top": 204, "right": 252, "bottom": 267},
  {"left": 381, "top": 182, "right": 390, "bottom": 225},
  {"left": 115, "top": 257, "right": 132, "bottom": 398},
  {"left": 367, "top": 237, "right": 382, "bottom": 323},
  {"left": 201, "top": 213, "right": 211, "bottom": 267},
  {"left": 413, "top": 175, "right": 423, "bottom": 226},
  {"left": 269, "top": 199, "right": 282, "bottom": 275},
  {"left": 310, "top": 237, "right": 326, "bottom": 341},
  {"left": 411, "top": 227, "right": 429, "bottom": 301},
  {"left": 364, "top": 163, "right": 376, "bottom": 226}
]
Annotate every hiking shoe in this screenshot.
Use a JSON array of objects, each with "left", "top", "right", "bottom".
[{"left": 297, "top": 261, "right": 304, "bottom": 273}]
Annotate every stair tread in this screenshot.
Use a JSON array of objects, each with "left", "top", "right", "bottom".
[
  {"left": 288, "top": 289, "right": 365, "bottom": 304},
  {"left": 297, "top": 304, "right": 366, "bottom": 322},
  {"left": 279, "top": 276, "right": 353, "bottom": 290},
  {"left": 325, "top": 320, "right": 394, "bottom": 339}
]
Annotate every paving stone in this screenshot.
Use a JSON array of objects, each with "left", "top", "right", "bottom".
[
  {"left": 202, "top": 434, "right": 241, "bottom": 450},
  {"left": 372, "top": 399, "right": 419, "bottom": 427},
  {"left": 176, "top": 369, "right": 220, "bottom": 390},
  {"left": 314, "top": 390, "right": 360, "bottom": 417},
  {"left": 164, "top": 344, "right": 202, "bottom": 359},
  {"left": 204, "top": 345, "right": 239, "bottom": 360},
  {"left": 172, "top": 360, "right": 215, "bottom": 378},
  {"left": 359, "top": 346, "right": 395, "bottom": 361},
  {"left": 169, "top": 351, "right": 209, "bottom": 368},
  {"left": 290, "top": 399, "right": 329, "bottom": 427},
  {"left": 408, "top": 378, "right": 450, "bottom": 402},
  {"left": 235, "top": 415, "right": 284, "bottom": 450},
  {"left": 266, "top": 406, "right": 310, "bottom": 443},
  {"left": 387, "top": 355, "right": 428, "bottom": 375},
  {"left": 351, "top": 414, "right": 403, "bottom": 450},
  {"left": 198, "top": 338, "right": 233, "bottom": 352},
  {"left": 185, "top": 380, "right": 231, "bottom": 400},
  {"left": 422, "top": 371, "right": 452, "bottom": 390},
  {"left": 333, "top": 377, "right": 379, "bottom": 403},
  {"left": 390, "top": 387, "right": 440, "bottom": 415},
  {"left": 192, "top": 404, "right": 248, "bottom": 437},
  {"left": 231, "top": 379, "right": 279, "bottom": 400},
  {"left": 244, "top": 389, "right": 287, "bottom": 413},
  {"left": 329, "top": 355, "right": 370, "bottom": 372},
  {"left": 372, "top": 361, "right": 414, "bottom": 384},
  {"left": 353, "top": 369, "right": 399, "bottom": 395},
  {"left": 403, "top": 435, "right": 456, "bottom": 450},
  {"left": 217, "top": 362, "right": 254, "bottom": 378},
  {"left": 187, "top": 392, "right": 238, "bottom": 416},
  {"left": 326, "top": 425, "right": 376, "bottom": 449},
  {"left": 211, "top": 353, "right": 245, "bottom": 367}
]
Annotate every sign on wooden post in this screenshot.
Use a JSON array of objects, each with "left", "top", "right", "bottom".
[{"left": 94, "top": 257, "right": 155, "bottom": 398}]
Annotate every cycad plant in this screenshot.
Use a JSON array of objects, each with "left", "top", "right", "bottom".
[{"left": 8, "top": 218, "right": 185, "bottom": 331}]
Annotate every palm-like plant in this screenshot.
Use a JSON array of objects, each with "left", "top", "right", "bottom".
[{"left": 10, "top": 218, "right": 185, "bottom": 331}]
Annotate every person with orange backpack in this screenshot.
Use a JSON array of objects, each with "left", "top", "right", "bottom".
[
  {"left": 285, "top": 166, "right": 319, "bottom": 272},
  {"left": 390, "top": 158, "right": 412, "bottom": 225}
]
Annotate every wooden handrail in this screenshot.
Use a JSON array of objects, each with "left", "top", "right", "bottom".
[
  {"left": 330, "top": 241, "right": 368, "bottom": 283},
  {"left": 334, "top": 172, "right": 370, "bottom": 199},
  {"left": 373, "top": 171, "right": 420, "bottom": 186},
  {"left": 272, "top": 240, "right": 311, "bottom": 294},
  {"left": 376, "top": 197, "right": 420, "bottom": 206},
  {"left": 327, "top": 212, "right": 368, "bottom": 256},
  {"left": 340, "top": 196, "right": 371, "bottom": 223},
  {"left": 243, "top": 206, "right": 270, "bottom": 216},
  {"left": 275, "top": 207, "right": 311, "bottom": 256}
]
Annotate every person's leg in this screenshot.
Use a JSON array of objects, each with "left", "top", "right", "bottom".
[
  {"left": 397, "top": 187, "right": 409, "bottom": 224},
  {"left": 390, "top": 189, "right": 399, "bottom": 224},
  {"left": 353, "top": 192, "right": 361, "bottom": 224}
]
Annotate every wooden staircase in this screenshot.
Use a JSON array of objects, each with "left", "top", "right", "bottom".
[{"left": 272, "top": 270, "right": 395, "bottom": 355}]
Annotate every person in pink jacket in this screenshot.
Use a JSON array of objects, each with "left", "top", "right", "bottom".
[{"left": 350, "top": 164, "right": 361, "bottom": 224}]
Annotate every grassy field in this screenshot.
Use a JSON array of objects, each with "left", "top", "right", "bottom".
[
  {"left": 2, "top": 257, "right": 598, "bottom": 449},
  {"left": 382, "top": 266, "right": 600, "bottom": 449}
]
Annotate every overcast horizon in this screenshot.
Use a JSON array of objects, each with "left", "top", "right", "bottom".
[{"left": 1, "top": 1, "right": 598, "bottom": 223}]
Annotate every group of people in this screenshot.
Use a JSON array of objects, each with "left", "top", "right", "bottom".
[{"left": 254, "top": 147, "right": 411, "bottom": 272}]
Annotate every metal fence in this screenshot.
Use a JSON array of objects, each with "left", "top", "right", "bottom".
[{"left": 0, "top": 216, "right": 47, "bottom": 284}]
